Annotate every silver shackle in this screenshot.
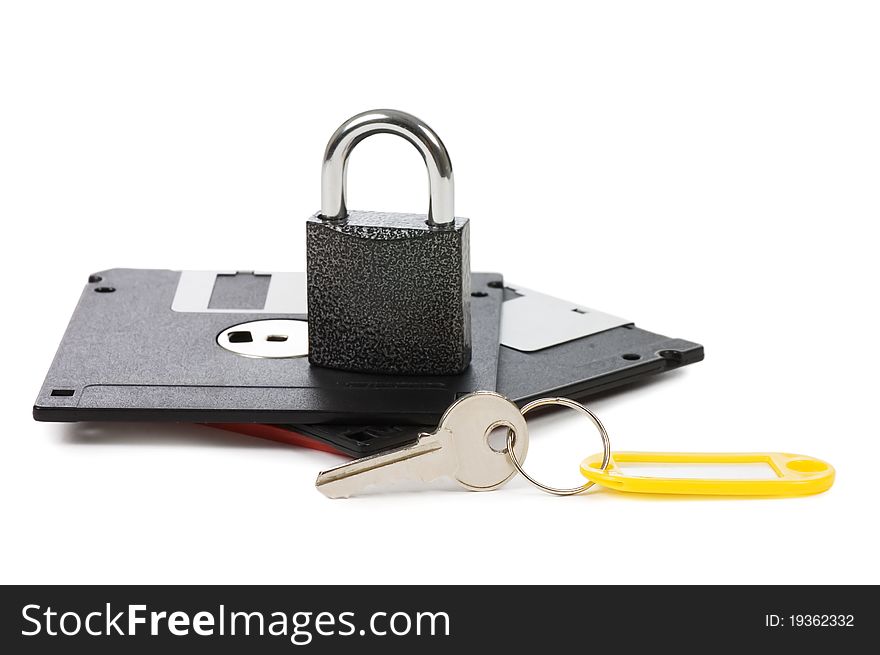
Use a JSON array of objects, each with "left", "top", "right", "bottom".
[{"left": 319, "top": 109, "right": 455, "bottom": 227}]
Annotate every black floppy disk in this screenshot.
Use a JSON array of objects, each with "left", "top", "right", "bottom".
[
  {"left": 34, "top": 269, "right": 503, "bottom": 425},
  {"left": 222, "top": 284, "right": 704, "bottom": 456}
]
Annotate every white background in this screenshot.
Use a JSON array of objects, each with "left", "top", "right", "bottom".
[{"left": 1, "top": 1, "right": 878, "bottom": 585}]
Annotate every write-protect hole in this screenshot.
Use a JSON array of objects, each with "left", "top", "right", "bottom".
[
  {"left": 227, "top": 331, "right": 253, "bottom": 343},
  {"left": 88, "top": 274, "right": 103, "bottom": 283},
  {"left": 488, "top": 280, "right": 504, "bottom": 289},
  {"left": 51, "top": 389, "right": 75, "bottom": 397},
  {"left": 622, "top": 353, "right": 641, "bottom": 361},
  {"left": 347, "top": 431, "right": 376, "bottom": 445},
  {"left": 266, "top": 335, "right": 288, "bottom": 342}
]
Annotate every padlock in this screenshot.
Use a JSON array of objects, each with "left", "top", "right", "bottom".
[{"left": 306, "top": 109, "right": 471, "bottom": 375}]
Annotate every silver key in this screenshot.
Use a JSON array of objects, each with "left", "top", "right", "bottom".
[{"left": 315, "top": 391, "right": 529, "bottom": 498}]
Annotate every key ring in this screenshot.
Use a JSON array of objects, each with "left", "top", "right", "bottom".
[{"left": 506, "top": 397, "right": 612, "bottom": 496}]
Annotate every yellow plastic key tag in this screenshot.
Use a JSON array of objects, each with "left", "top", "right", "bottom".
[{"left": 580, "top": 452, "right": 834, "bottom": 497}]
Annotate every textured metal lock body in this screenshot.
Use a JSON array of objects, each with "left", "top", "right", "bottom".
[
  {"left": 306, "top": 110, "right": 472, "bottom": 375},
  {"left": 307, "top": 212, "right": 471, "bottom": 375}
]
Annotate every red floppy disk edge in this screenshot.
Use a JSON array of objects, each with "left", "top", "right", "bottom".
[{"left": 206, "top": 423, "right": 348, "bottom": 457}]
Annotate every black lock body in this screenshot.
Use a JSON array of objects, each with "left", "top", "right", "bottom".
[{"left": 307, "top": 210, "right": 471, "bottom": 375}]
